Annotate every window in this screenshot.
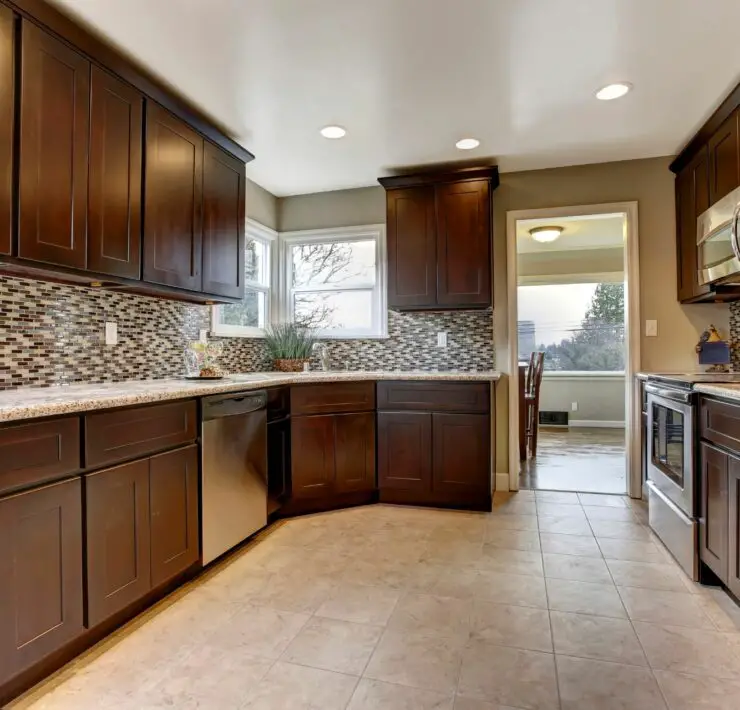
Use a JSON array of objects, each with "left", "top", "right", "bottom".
[
  {"left": 280, "top": 225, "right": 387, "bottom": 338},
  {"left": 518, "top": 281, "right": 625, "bottom": 372},
  {"left": 211, "top": 220, "right": 276, "bottom": 337}
]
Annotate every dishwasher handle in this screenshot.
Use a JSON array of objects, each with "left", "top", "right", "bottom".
[{"left": 202, "top": 391, "right": 268, "bottom": 420}]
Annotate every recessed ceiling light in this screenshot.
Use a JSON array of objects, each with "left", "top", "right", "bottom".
[
  {"left": 529, "top": 226, "right": 563, "bottom": 243},
  {"left": 455, "top": 138, "right": 480, "bottom": 150},
  {"left": 320, "top": 125, "right": 346, "bottom": 139},
  {"left": 595, "top": 83, "right": 632, "bottom": 101}
]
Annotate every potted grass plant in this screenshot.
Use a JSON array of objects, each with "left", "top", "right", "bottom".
[{"left": 264, "top": 323, "right": 318, "bottom": 372}]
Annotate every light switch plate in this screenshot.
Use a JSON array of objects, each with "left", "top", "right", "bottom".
[
  {"left": 571, "top": 402, "right": 578, "bottom": 412},
  {"left": 645, "top": 319, "right": 658, "bottom": 337},
  {"left": 199, "top": 329, "right": 208, "bottom": 343},
  {"left": 437, "top": 332, "right": 447, "bottom": 348},
  {"left": 104, "top": 321, "right": 118, "bottom": 345}
]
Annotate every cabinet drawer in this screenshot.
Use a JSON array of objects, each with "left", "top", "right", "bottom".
[
  {"left": 0, "top": 417, "right": 81, "bottom": 495},
  {"left": 700, "top": 397, "right": 740, "bottom": 451},
  {"left": 291, "top": 382, "right": 375, "bottom": 416},
  {"left": 85, "top": 400, "right": 197, "bottom": 468},
  {"left": 377, "top": 381, "right": 490, "bottom": 413}
]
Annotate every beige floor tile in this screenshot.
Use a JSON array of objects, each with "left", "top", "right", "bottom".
[
  {"left": 347, "top": 679, "right": 454, "bottom": 710},
  {"left": 281, "top": 616, "right": 383, "bottom": 675},
  {"left": 589, "top": 519, "right": 652, "bottom": 541},
  {"left": 633, "top": 622, "right": 740, "bottom": 679},
  {"left": 388, "top": 593, "right": 473, "bottom": 640},
  {"left": 492, "top": 500, "right": 538, "bottom": 517},
  {"left": 428, "top": 519, "right": 487, "bottom": 543},
  {"left": 470, "top": 601, "right": 552, "bottom": 652},
  {"left": 654, "top": 669, "right": 740, "bottom": 710},
  {"left": 478, "top": 547, "right": 544, "bottom": 577},
  {"left": 247, "top": 570, "right": 337, "bottom": 613},
  {"left": 458, "top": 641, "right": 559, "bottom": 710},
  {"left": 341, "top": 557, "right": 414, "bottom": 589},
  {"left": 606, "top": 559, "right": 687, "bottom": 592},
  {"left": 471, "top": 570, "right": 548, "bottom": 608},
  {"left": 405, "top": 563, "right": 480, "bottom": 599},
  {"left": 539, "top": 533, "right": 602, "bottom": 558},
  {"left": 582, "top": 506, "right": 639, "bottom": 522},
  {"left": 537, "top": 516, "right": 593, "bottom": 537},
  {"left": 596, "top": 537, "right": 667, "bottom": 563},
  {"left": 423, "top": 540, "right": 484, "bottom": 566},
  {"left": 244, "top": 661, "right": 358, "bottom": 709},
  {"left": 577, "top": 493, "right": 628, "bottom": 508},
  {"left": 617, "top": 587, "right": 716, "bottom": 629},
  {"left": 550, "top": 611, "right": 647, "bottom": 666},
  {"left": 454, "top": 698, "right": 519, "bottom": 710},
  {"left": 483, "top": 528, "right": 541, "bottom": 552},
  {"left": 364, "top": 629, "right": 466, "bottom": 694},
  {"left": 485, "top": 515, "right": 539, "bottom": 533},
  {"left": 546, "top": 579, "right": 626, "bottom": 618},
  {"left": 695, "top": 587, "right": 740, "bottom": 632},
  {"left": 542, "top": 553, "right": 612, "bottom": 584},
  {"left": 536, "top": 503, "right": 587, "bottom": 519},
  {"left": 556, "top": 655, "right": 667, "bottom": 710},
  {"left": 316, "top": 583, "right": 401, "bottom": 626},
  {"left": 535, "top": 491, "right": 581, "bottom": 504}
]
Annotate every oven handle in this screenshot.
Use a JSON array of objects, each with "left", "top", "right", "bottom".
[
  {"left": 645, "top": 384, "right": 691, "bottom": 403},
  {"left": 732, "top": 201, "right": 740, "bottom": 262}
]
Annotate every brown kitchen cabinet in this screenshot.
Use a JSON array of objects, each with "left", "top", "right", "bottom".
[
  {"left": 377, "top": 411, "right": 432, "bottom": 492},
  {"left": 0, "top": 478, "right": 84, "bottom": 686},
  {"left": 18, "top": 21, "right": 90, "bottom": 270},
  {"left": 708, "top": 108, "right": 740, "bottom": 204},
  {"left": 87, "top": 66, "right": 143, "bottom": 279},
  {"left": 0, "top": 5, "right": 14, "bottom": 257},
  {"left": 144, "top": 103, "right": 204, "bottom": 291},
  {"left": 432, "top": 413, "right": 490, "bottom": 496},
  {"left": 334, "top": 412, "right": 376, "bottom": 494},
  {"left": 202, "top": 142, "right": 246, "bottom": 299},
  {"left": 699, "top": 441, "right": 729, "bottom": 581},
  {"left": 728, "top": 456, "right": 740, "bottom": 598},
  {"left": 379, "top": 167, "right": 498, "bottom": 310}
]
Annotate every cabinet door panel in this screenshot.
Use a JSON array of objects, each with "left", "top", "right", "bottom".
[
  {"left": 291, "top": 416, "right": 335, "bottom": 498},
  {"left": 386, "top": 187, "right": 436, "bottom": 308},
  {"left": 202, "top": 142, "right": 245, "bottom": 298},
  {"left": 436, "top": 180, "right": 491, "bottom": 307},
  {"left": 149, "top": 445, "right": 199, "bottom": 586},
  {"left": 700, "top": 442, "right": 728, "bottom": 582},
  {"left": 85, "top": 460, "right": 151, "bottom": 627},
  {"left": 268, "top": 418, "right": 291, "bottom": 507},
  {"left": 432, "top": 413, "right": 490, "bottom": 496},
  {"left": 334, "top": 413, "right": 375, "bottom": 493},
  {"left": 144, "top": 103, "right": 203, "bottom": 291},
  {"left": 728, "top": 455, "right": 740, "bottom": 598},
  {"left": 0, "top": 5, "right": 14, "bottom": 256},
  {"left": 377, "top": 411, "right": 431, "bottom": 492},
  {"left": 0, "top": 479, "right": 83, "bottom": 685},
  {"left": 19, "top": 21, "right": 89, "bottom": 269},
  {"left": 88, "top": 66, "right": 143, "bottom": 279},
  {"left": 708, "top": 110, "right": 740, "bottom": 204}
]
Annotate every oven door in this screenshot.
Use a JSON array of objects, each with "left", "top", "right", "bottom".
[{"left": 646, "top": 385, "right": 694, "bottom": 517}]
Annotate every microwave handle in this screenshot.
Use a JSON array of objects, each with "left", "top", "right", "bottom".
[{"left": 731, "top": 201, "right": 740, "bottom": 261}]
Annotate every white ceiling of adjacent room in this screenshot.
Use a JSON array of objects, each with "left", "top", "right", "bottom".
[{"left": 50, "top": 0, "right": 740, "bottom": 196}]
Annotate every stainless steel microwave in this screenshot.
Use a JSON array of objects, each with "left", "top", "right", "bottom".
[{"left": 698, "top": 184, "right": 740, "bottom": 285}]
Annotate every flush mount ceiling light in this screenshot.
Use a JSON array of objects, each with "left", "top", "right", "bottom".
[
  {"left": 595, "top": 82, "right": 632, "bottom": 101},
  {"left": 320, "top": 125, "right": 346, "bottom": 139},
  {"left": 455, "top": 137, "right": 480, "bottom": 150},
  {"left": 529, "top": 225, "right": 563, "bottom": 243}
]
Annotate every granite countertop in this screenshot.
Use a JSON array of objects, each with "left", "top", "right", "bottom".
[
  {"left": 0, "top": 370, "right": 501, "bottom": 423},
  {"left": 694, "top": 383, "right": 740, "bottom": 401}
]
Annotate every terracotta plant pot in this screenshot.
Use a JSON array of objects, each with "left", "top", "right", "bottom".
[{"left": 274, "top": 358, "right": 310, "bottom": 373}]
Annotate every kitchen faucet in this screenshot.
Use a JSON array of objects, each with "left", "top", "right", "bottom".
[{"left": 314, "top": 342, "right": 331, "bottom": 371}]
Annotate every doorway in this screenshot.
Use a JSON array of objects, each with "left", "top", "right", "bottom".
[{"left": 506, "top": 203, "right": 641, "bottom": 498}]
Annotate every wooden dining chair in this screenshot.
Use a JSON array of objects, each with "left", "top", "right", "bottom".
[{"left": 524, "top": 352, "right": 545, "bottom": 458}]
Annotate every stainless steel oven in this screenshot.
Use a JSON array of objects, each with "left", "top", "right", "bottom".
[{"left": 698, "top": 183, "right": 740, "bottom": 286}]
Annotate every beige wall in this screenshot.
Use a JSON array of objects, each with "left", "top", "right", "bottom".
[
  {"left": 279, "top": 186, "right": 385, "bottom": 231},
  {"left": 247, "top": 178, "right": 279, "bottom": 230},
  {"left": 540, "top": 375, "right": 625, "bottom": 424}
]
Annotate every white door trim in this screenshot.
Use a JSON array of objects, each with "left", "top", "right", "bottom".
[{"left": 506, "top": 202, "right": 641, "bottom": 498}]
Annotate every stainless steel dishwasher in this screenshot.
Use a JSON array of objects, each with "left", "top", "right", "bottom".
[{"left": 201, "top": 390, "right": 268, "bottom": 565}]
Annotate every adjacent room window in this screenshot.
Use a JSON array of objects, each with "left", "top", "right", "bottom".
[
  {"left": 518, "top": 281, "right": 625, "bottom": 371},
  {"left": 280, "top": 225, "right": 387, "bottom": 338},
  {"left": 211, "top": 221, "right": 276, "bottom": 337}
]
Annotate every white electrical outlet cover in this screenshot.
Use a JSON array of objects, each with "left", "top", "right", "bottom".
[
  {"left": 437, "top": 332, "right": 448, "bottom": 347},
  {"left": 104, "top": 321, "right": 118, "bottom": 345},
  {"left": 645, "top": 320, "right": 658, "bottom": 337},
  {"left": 199, "top": 329, "right": 208, "bottom": 343}
]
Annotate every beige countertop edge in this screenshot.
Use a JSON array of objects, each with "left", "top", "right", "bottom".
[
  {"left": 694, "top": 383, "right": 740, "bottom": 401},
  {"left": 0, "top": 371, "right": 501, "bottom": 423}
]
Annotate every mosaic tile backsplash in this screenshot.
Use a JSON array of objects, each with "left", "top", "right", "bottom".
[
  {"left": 0, "top": 275, "right": 494, "bottom": 389},
  {"left": 729, "top": 302, "right": 740, "bottom": 371}
]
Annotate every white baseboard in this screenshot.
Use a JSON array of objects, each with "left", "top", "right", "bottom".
[
  {"left": 569, "top": 420, "right": 625, "bottom": 429},
  {"left": 495, "top": 473, "right": 510, "bottom": 492}
]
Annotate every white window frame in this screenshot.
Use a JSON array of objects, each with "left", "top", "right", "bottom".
[
  {"left": 278, "top": 224, "right": 388, "bottom": 339},
  {"left": 211, "top": 219, "right": 278, "bottom": 338}
]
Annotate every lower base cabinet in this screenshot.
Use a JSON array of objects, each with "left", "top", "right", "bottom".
[
  {"left": 729, "top": 457, "right": 740, "bottom": 598},
  {"left": 0, "top": 479, "right": 84, "bottom": 686},
  {"left": 85, "top": 445, "right": 199, "bottom": 627},
  {"left": 700, "top": 442, "right": 730, "bottom": 581}
]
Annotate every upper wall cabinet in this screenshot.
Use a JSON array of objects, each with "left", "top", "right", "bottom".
[
  {"left": 88, "top": 66, "right": 143, "bottom": 279},
  {"left": 143, "top": 103, "right": 204, "bottom": 292},
  {"left": 708, "top": 109, "right": 740, "bottom": 205},
  {"left": 18, "top": 21, "right": 89, "bottom": 269},
  {"left": 0, "top": 6, "right": 13, "bottom": 258},
  {"left": 379, "top": 167, "right": 498, "bottom": 310}
]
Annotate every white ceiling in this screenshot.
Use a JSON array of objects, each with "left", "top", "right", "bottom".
[
  {"left": 50, "top": 0, "right": 740, "bottom": 196},
  {"left": 517, "top": 215, "right": 625, "bottom": 254}
]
